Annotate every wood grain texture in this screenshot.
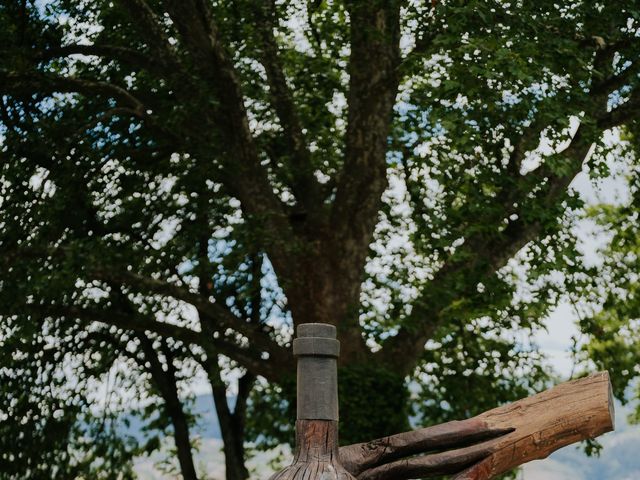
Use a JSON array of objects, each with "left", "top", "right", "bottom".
[
  {"left": 338, "top": 372, "right": 614, "bottom": 480},
  {"left": 339, "top": 418, "right": 513, "bottom": 478},
  {"left": 269, "top": 420, "right": 356, "bottom": 480},
  {"left": 458, "top": 371, "right": 615, "bottom": 479}
]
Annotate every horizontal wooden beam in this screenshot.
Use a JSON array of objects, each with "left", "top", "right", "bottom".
[{"left": 340, "top": 372, "right": 614, "bottom": 480}]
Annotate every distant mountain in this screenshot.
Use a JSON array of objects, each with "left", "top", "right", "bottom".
[{"left": 122, "top": 394, "right": 223, "bottom": 442}]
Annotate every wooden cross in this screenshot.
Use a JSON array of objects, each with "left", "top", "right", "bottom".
[{"left": 270, "top": 323, "right": 614, "bottom": 480}]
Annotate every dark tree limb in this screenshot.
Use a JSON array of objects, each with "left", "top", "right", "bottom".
[
  {"left": 253, "top": 1, "right": 320, "bottom": 211},
  {"left": 228, "top": 371, "right": 256, "bottom": 480},
  {"left": 597, "top": 94, "right": 640, "bottom": 130},
  {"left": 2, "top": 242, "right": 288, "bottom": 378},
  {"left": 0, "top": 69, "right": 184, "bottom": 141},
  {"left": 38, "top": 44, "right": 164, "bottom": 72},
  {"left": 11, "top": 302, "right": 279, "bottom": 380},
  {"left": 162, "top": 0, "right": 302, "bottom": 302},
  {"left": 116, "top": 0, "right": 183, "bottom": 71},
  {"left": 234, "top": 371, "right": 256, "bottom": 426},
  {"left": 22, "top": 303, "right": 202, "bottom": 344},
  {"left": 0, "top": 71, "right": 145, "bottom": 116},
  {"left": 137, "top": 334, "right": 200, "bottom": 480},
  {"left": 200, "top": 353, "right": 251, "bottom": 480},
  {"left": 339, "top": 372, "right": 614, "bottom": 480},
  {"left": 332, "top": 1, "right": 402, "bottom": 239},
  {"left": 91, "top": 268, "right": 289, "bottom": 366}
]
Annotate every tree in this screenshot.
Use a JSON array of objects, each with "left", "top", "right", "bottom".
[
  {"left": 577, "top": 136, "right": 640, "bottom": 423},
  {"left": 2, "top": 0, "right": 640, "bottom": 478}
]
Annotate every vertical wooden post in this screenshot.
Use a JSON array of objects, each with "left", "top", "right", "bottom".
[{"left": 269, "top": 323, "right": 356, "bottom": 480}]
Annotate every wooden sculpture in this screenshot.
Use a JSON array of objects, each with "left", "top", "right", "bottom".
[
  {"left": 269, "top": 323, "right": 356, "bottom": 480},
  {"left": 269, "top": 323, "right": 614, "bottom": 480}
]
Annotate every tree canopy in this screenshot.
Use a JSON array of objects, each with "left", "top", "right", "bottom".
[{"left": 2, "top": 0, "right": 640, "bottom": 479}]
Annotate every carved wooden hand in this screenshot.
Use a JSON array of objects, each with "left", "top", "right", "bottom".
[{"left": 339, "top": 372, "right": 614, "bottom": 480}]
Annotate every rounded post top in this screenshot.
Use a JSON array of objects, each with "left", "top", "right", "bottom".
[
  {"left": 293, "top": 323, "right": 340, "bottom": 358},
  {"left": 297, "top": 323, "right": 336, "bottom": 339}
]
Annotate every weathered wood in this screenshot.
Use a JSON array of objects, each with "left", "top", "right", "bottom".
[
  {"left": 339, "top": 418, "right": 514, "bottom": 478},
  {"left": 269, "top": 420, "right": 356, "bottom": 480},
  {"left": 271, "top": 323, "right": 613, "bottom": 480},
  {"left": 339, "top": 372, "right": 614, "bottom": 480},
  {"left": 269, "top": 324, "right": 355, "bottom": 480}
]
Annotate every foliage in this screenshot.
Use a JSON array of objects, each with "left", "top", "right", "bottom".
[
  {"left": 0, "top": 315, "right": 140, "bottom": 479},
  {"left": 247, "top": 364, "right": 409, "bottom": 447},
  {"left": 338, "top": 364, "right": 411, "bottom": 445},
  {"left": 2, "top": 0, "right": 640, "bottom": 478},
  {"left": 577, "top": 142, "right": 640, "bottom": 422}
]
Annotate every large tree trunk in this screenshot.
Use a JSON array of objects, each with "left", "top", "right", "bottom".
[
  {"left": 281, "top": 239, "right": 372, "bottom": 365},
  {"left": 271, "top": 1, "right": 403, "bottom": 368}
]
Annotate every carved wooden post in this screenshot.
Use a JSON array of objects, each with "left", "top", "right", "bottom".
[
  {"left": 268, "top": 323, "right": 615, "bottom": 480},
  {"left": 269, "top": 323, "right": 356, "bottom": 480}
]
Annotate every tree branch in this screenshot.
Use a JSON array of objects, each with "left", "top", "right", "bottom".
[
  {"left": 116, "top": 0, "right": 183, "bottom": 71},
  {"left": 380, "top": 123, "right": 596, "bottom": 372},
  {"left": 137, "top": 334, "right": 200, "bottom": 480},
  {"left": 332, "top": 2, "right": 402, "bottom": 239},
  {"left": 253, "top": 1, "right": 320, "bottom": 211},
  {"left": 380, "top": 78, "right": 619, "bottom": 373},
  {"left": 91, "top": 268, "right": 289, "bottom": 366},
  {"left": 163, "top": 0, "right": 300, "bottom": 295},
  {"left": 18, "top": 302, "right": 202, "bottom": 345},
  {"left": 10, "top": 302, "right": 278, "bottom": 379},
  {"left": 597, "top": 94, "right": 640, "bottom": 130},
  {"left": 38, "top": 44, "right": 164, "bottom": 72},
  {"left": 0, "top": 71, "right": 146, "bottom": 116},
  {"left": 2, "top": 239, "right": 289, "bottom": 379}
]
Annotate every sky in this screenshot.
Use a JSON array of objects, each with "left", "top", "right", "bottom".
[
  {"left": 531, "top": 128, "right": 632, "bottom": 378},
  {"left": 6, "top": 4, "right": 639, "bottom": 478}
]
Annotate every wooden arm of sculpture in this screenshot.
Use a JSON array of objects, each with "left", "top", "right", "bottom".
[{"left": 339, "top": 372, "right": 614, "bottom": 480}]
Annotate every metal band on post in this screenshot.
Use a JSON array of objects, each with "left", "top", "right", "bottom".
[{"left": 293, "top": 323, "right": 340, "bottom": 421}]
